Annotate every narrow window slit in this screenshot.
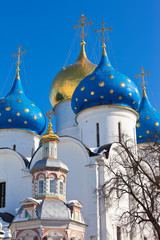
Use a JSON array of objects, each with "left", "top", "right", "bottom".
[
  {"left": 0, "top": 182, "right": 6, "bottom": 208},
  {"left": 96, "top": 123, "right": 100, "bottom": 147},
  {"left": 118, "top": 122, "right": 121, "bottom": 143}
]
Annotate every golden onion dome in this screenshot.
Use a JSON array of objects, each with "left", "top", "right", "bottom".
[{"left": 49, "top": 41, "right": 97, "bottom": 107}]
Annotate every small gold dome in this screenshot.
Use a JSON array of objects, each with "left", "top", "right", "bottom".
[{"left": 49, "top": 42, "right": 97, "bottom": 107}]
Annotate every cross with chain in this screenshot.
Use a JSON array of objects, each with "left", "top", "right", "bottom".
[
  {"left": 73, "top": 14, "right": 93, "bottom": 43},
  {"left": 135, "top": 67, "right": 150, "bottom": 90},
  {"left": 12, "top": 45, "right": 26, "bottom": 72},
  {"left": 94, "top": 20, "right": 113, "bottom": 46}
]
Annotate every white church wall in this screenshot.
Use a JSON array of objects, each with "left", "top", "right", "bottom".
[
  {"left": 0, "top": 149, "right": 32, "bottom": 215},
  {"left": 0, "top": 130, "right": 40, "bottom": 159},
  {"left": 54, "top": 100, "right": 80, "bottom": 139},
  {"left": 76, "top": 106, "right": 138, "bottom": 148},
  {"left": 57, "top": 137, "right": 98, "bottom": 239},
  {"left": 103, "top": 144, "right": 135, "bottom": 240},
  {"left": 30, "top": 146, "right": 43, "bottom": 170}
]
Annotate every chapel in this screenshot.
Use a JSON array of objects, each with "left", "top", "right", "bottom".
[{"left": 0, "top": 14, "right": 159, "bottom": 240}]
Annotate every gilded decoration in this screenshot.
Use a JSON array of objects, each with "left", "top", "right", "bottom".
[
  {"left": 5, "top": 107, "right": 11, "bottom": 111},
  {"left": 120, "top": 82, "right": 125, "bottom": 88},
  {"left": 99, "top": 82, "right": 105, "bottom": 87},
  {"left": 24, "top": 108, "right": 29, "bottom": 113},
  {"left": 81, "top": 86, "right": 85, "bottom": 91},
  {"left": 41, "top": 110, "right": 59, "bottom": 142},
  {"left": 109, "top": 75, "right": 114, "bottom": 79},
  {"left": 49, "top": 15, "right": 96, "bottom": 107}
]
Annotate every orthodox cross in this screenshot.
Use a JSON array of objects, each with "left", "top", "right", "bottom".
[
  {"left": 135, "top": 67, "right": 150, "bottom": 90},
  {"left": 12, "top": 45, "right": 26, "bottom": 72},
  {"left": 45, "top": 110, "right": 54, "bottom": 133},
  {"left": 73, "top": 14, "right": 93, "bottom": 43},
  {"left": 94, "top": 21, "right": 113, "bottom": 46}
]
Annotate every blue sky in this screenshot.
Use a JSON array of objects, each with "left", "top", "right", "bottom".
[{"left": 0, "top": 0, "right": 159, "bottom": 132}]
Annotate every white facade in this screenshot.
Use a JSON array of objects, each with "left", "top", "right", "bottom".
[
  {"left": 54, "top": 100, "right": 80, "bottom": 139},
  {"left": 76, "top": 105, "right": 138, "bottom": 147},
  {"left": 0, "top": 149, "right": 32, "bottom": 215},
  {"left": 0, "top": 101, "right": 141, "bottom": 239},
  {"left": 0, "top": 129, "right": 40, "bottom": 159}
]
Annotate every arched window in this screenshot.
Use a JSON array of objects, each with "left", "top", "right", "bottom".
[
  {"left": 39, "top": 180, "right": 43, "bottom": 194},
  {"left": 49, "top": 174, "right": 56, "bottom": 194},
  {"left": 38, "top": 174, "right": 44, "bottom": 195},
  {"left": 118, "top": 122, "right": 122, "bottom": 143},
  {"left": 59, "top": 175, "right": 65, "bottom": 195},
  {"left": 96, "top": 123, "right": 100, "bottom": 147}
]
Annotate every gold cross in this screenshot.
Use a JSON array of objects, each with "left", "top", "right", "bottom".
[
  {"left": 45, "top": 109, "right": 54, "bottom": 121},
  {"left": 73, "top": 14, "right": 93, "bottom": 43},
  {"left": 12, "top": 45, "right": 26, "bottom": 72},
  {"left": 45, "top": 110, "right": 54, "bottom": 133},
  {"left": 94, "top": 21, "right": 113, "bottom": 46},
  {"left": 135, "top": 67, "right": 150, "bottom": 90}
]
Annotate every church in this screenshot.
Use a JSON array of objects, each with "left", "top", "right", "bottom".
[{"left": 0, "top": 14, "right": 159, "bottom": 240}]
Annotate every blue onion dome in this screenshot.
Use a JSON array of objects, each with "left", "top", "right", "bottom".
[
  {"left": 0, "top": 69, "right": 46, "bottom": 135},
  {"left": 71, "top": 45, "right": 141, "bottom": 114},
  {"left": 136, "top": 89, "right": 160, "bottom": 144},
  {"left": 49, "top": 41, "right": 97, "bottom": 107}
]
